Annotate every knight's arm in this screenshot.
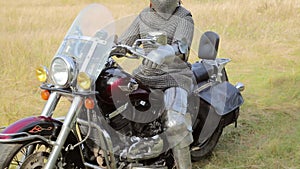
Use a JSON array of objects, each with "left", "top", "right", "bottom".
[
  {"left": 119, "top": 16, "right": 141, "bottom": 46},
  {"left": 172, "top": 13, "right": 194, "bottom": 61}
]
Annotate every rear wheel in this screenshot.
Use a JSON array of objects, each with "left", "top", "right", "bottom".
[{"left": 191, "top": 125, "right": 223, "bottom": 161}]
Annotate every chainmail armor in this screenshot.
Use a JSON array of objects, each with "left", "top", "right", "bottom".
[{"left": 120, "top": 6, "right": 194, "bottom": 92}]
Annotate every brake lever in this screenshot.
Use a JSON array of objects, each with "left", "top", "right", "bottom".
[{"left": 116, "top": 44, "right": 146, "bottom": 59}]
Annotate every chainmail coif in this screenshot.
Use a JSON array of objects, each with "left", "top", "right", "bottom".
[{"left": 120, "top": 6, "right": 195, "bottom": 92}]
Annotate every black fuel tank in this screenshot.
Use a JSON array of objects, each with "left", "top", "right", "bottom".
[{"left": 95, "top": 67, "right": 153, "bottom": 116}]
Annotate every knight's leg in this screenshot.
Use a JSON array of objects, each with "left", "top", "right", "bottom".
[
  {"left": 173, "top": 143, "right": 192, "bottom": 169},
  {"left": 164, "top": 87, "right": 193, "bottom": 169}
]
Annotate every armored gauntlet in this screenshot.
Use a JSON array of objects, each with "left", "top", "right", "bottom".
[{"left": 143, "top": 44, "right": 175, "bottom": 69}]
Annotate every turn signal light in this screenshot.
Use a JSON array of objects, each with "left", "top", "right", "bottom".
[
  {"left": 36, "top": 66, "right": 48, "bottom": 83},
  {"left": 41, "top": 90, "right": 50, "bottom": 100},
  {"left": 84, "top": 97, "right": 95, "bottom": 110}
]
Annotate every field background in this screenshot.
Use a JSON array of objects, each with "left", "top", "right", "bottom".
[{"left": 0, "top": 0, "right": 300, "bottom": 168}]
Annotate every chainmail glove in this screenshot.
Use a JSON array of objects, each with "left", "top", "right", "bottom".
[{"left": 110, "top": 46, "right": 130, "bottom": 58}]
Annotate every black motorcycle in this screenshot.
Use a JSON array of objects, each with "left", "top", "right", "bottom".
[{"left": 0, "top": 4, "right": 244, "bottom": 169}]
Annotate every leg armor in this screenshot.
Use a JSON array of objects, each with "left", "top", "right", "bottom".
[
  {"left": 163, "top": 87, "right": 193, "bottom": 148},
  {"left": 164, "top": 87, "right": 193, "bottom": 169}
]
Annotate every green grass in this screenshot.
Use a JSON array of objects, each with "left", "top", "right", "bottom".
[{"left": 1, "top": 0, "right": 300, "bottom": 168}]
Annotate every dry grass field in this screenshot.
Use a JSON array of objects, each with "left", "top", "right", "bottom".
[{"left": 0, "top": 0, "right": 300, "bottom": 168}]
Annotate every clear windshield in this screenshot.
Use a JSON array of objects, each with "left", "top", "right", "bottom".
[
  {"left": 54, "top": 5, "right": 205, "bottom": 83},
  {"left": 54, "top": 4, "right": 115, "bottom": 81}
]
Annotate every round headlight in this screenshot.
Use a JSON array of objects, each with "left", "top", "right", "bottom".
[{"left": 50, "top": 56, "right": 76, "bottom": 87}]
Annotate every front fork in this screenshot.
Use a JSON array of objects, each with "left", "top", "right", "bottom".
[
  {"left": 42, "top": 92, "right": 83, "bottom": 169},
  {"left": 41, "top": 92, "right": 61, "bottom": 117}
]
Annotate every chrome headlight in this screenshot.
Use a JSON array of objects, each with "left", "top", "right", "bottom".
[{"left": 50, "top": 56, "right": 76, "bottom": 87}]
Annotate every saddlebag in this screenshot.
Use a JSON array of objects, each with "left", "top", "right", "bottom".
[
  {"left": 192, "top": 81, "right": 243, "bottom": 144},
  {"left": 198, "top": 81, "right": 243, "bottom": 127}
]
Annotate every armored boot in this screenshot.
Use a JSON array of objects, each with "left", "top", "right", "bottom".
[
  {"left": 172, "top": 138, "right": 192, "bottom": 169},
  {"left": 164, "top": 110, "right": 193, "bottom": 169},
  {"left": 121, "top": 135, "right": 165, "bottom": 160}
]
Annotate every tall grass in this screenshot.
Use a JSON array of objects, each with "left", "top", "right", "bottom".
[{"left": 0, "top": 0, "right": 299, "bottom": 168}]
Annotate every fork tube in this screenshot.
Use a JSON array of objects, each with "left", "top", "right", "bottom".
[
  {"left": 41, "top": 92, "right": 61, "bottom": 117},
  {"left": 44, "top": 95, "right": 83, "bottom": 169}
]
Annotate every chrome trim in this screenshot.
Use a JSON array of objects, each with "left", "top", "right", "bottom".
[
  {"left": 66, "top": 35, "right": 107, "bottom": 45},
  {"left": 66, "top": 110, "right": 91, "bottom": 151},
  {"left": 191, "top": 146, "right": 201, "bottom": 151},
  {"left": 65, "top": 35, "right": 92, "bottom": 41},
  {"left": 79, "top": 40, "right": 98, "bottom": 73},
  {"left": 202, "top": 58, "right": 231, "bottom": 82},
  {"left": 77, "top": 118, "right": 117, "bottom": 169},
  {"left": 84, "top": 162, "right": 106, "bottom": 169},
  {"left": 215, "top": 58, "right": 230, "bottom": 82},
  {"left": 193, "top": 81, "right": 214, "bottom": 93},
  {"left": 54, "top": 116, "right": 65, "bottom": 121},
  {"left": 108, "top": 103, "right": 128, "bottom": 119},
  {"left": 44, "top": 96, "right": 83, "bottom": 169},
  {"left": 235, "top": 82, "right": 245, "bottom": 92},
  {"left": 0, "top": 132, "right": 53, "bottom": 144}
]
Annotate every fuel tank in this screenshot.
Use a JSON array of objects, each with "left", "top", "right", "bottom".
[{"left": 95, "top": 67, "right": 164, "bottom": 121}]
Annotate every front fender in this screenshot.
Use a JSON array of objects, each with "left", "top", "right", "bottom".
[
  {"left": 0, "top": 116, "right": 85, "bottom": 168},
  {"left": 0, "top": 116, "right": 62, "bottom": 140}
]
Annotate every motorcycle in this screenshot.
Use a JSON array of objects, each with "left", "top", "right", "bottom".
[{"left": 0, "top": 4, "right": 244, "bottom": 169}]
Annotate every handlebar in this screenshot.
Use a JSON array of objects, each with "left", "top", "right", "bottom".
[
  {"left": 111, "top": 44, "right": 146, "bottom": 59},
  {"left": 110, "top": 36, "right": 161, "bottom": 59}
]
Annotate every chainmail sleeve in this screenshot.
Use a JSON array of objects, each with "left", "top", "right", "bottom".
[
  {"left": 172, "top": 12, "right": 194, "bottom": 61},
  {"left": 173, "top": 13, "right": 194, "bottom": 47},
  {"left": 119, "top": 16, "right": 141, "bottom": 46}
]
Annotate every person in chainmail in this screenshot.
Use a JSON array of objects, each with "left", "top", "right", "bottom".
[{"left": 114, "top": 0, "right": 195, "bottom": 168}]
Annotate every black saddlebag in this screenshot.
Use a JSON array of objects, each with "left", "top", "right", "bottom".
[
  {"left": 198, "top": 81, "right": 244, "bottom": 127},
  {"left": 192, "top": 82, "right": 243, "bottom": 143}
]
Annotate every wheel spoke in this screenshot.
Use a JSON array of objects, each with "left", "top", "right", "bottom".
[
  {"left": 12, "top": 156, "right": 23, "bottom": 167},
  {"left": 19, "top": 147, "right": 27, "bottom": 156}
]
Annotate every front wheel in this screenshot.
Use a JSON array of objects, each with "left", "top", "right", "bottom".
[
  {"left": 190, "top": 125, "right": 223, "bottom": 161},
  {"left": 0, "top": 141, "right": 54, "bottom": 169}
]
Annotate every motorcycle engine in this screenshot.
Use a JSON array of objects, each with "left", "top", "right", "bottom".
[{"left": 109, "top": 113, "right": 164, "bottom": 137}]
